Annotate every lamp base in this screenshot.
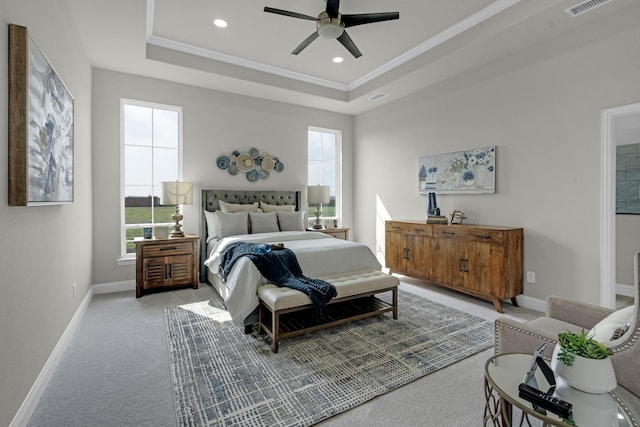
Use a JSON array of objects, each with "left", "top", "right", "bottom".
[
  {"left": 312, "top": 206, "right": 325, "bottom": 229},
  {"left": 170, "top": 206, "right": 185, "bottom": 238}
]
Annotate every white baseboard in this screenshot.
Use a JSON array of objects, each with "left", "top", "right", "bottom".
[
  {"left": 92, "top": 280, "right": 135, "bottom": 294},
  {"left": 515, "top": 294, "right": 546, "bottom": 313},
  {"left": 9, "top": 286, "right": 95, "bottom": 427},
  {"left": 9, "top": 279, "right": 136, "bottom": 427},
  {"left": 616, "top": 283, "right": 635, "bottom": 298}
]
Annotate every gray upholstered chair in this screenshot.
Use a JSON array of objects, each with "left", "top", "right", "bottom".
[{"left": 494, "top": 251, "right": 640, "bottom": 397}]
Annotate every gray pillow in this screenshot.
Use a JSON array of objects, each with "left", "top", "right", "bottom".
[
  {"left": 216, "top": 211, "right": 249, "bottom": 237},
  {"left": 277, "top": 211, "right": 305, "bottom": 232},
  {"left": 249, "top": 212, "right": 279, "bottom": 234}
]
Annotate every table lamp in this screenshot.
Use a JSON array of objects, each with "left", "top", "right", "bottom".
[
  {"left": 307, "top": 185, "right": 330, "bottom": 230},
  {"left": 161, "top": 181, "right": 193, "bottom": 238}
]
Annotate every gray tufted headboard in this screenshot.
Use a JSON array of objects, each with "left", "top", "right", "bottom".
[{"left": 199, "top": 189, "right": 302, "bottom": 282}]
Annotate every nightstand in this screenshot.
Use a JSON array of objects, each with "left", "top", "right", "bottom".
[
  {"left": 307, "top": 227, "right": 350, "bottom": 240},
  {"left": 135, "top": 234, "right": 199, "bottom": 298}
]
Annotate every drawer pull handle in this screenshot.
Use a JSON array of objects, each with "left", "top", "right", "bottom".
[
  {"left": 475, "top": 235, "right": 492, "bottom": 240},
  {"left": 412, "top": 228, "right": 424, "bottom": 233},
  {"left": 160, "top": 246, "right": 177, "bottom": 251},
  {"left": 442, "top": 231, "right": 456, "bottom": 235}
]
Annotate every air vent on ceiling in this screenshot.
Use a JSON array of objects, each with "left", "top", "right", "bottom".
[
  {"left": 565, "top": 0, "right": 614, "bottom": 17},
  {"left": 368, "top": 92, "right": 388, "bottom": 101}
]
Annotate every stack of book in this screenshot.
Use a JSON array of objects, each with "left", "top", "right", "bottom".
[{"left": 427, "top": 215, "right": 448, "bottom": 225}]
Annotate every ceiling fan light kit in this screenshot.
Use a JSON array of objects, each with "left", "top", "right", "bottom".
[
  {"left": 264, "top": 0, "right": 399, "bottom": 59},
  {"left": 317, "top": 12, "right": 344, "bottom": 39}
]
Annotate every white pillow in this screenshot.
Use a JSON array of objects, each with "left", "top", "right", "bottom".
[
  {"left": 206, "top": 211, "right": 249, "bottom": 238},
  {"left": 249, "top": 212, "right": 279, "bottom": 234},
  {"left": 277, "top": 211, "right": 305, "bottom": 232},
  {"left": 219, "top": 200, "right": 259, "bottom": 213},
  {"left": 259, "top": 201, "right": 295, "bottom": 213},
  {"left": 588, "top": 305, "right": 634, "bottom": 343}
]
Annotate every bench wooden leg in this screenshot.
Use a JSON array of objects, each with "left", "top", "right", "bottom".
[
  {"left": 392, "top": 287, "right": 398, "bottom": 319},
  {"left": 272, "top": 310, "right": 279, "bottom": 353}
]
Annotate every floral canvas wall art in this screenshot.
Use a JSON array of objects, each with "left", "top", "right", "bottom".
[{"left": 418, "top": 146, "right": 495, "bottom": 194}]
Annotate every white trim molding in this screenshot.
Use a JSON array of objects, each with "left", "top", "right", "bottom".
[
  {"left": 9, "top": 280, "right": 135, "bottom": 426},
  {"left": 9, "top": 287, "right": 95, "bottom": 427},
  {"left": 93, "top": 280, "right": 135, "bottom": 294},
  {"left": 601, "top": 102, "right": 640, "bottom": 309}
]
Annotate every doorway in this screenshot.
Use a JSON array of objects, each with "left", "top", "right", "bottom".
[{"left": 601, "top": 102, "right": 640, "bottom": 308}]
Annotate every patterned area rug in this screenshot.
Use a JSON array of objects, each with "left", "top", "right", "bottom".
[{"left": 165, "top": 290, "right": 493, "bottom": 426}]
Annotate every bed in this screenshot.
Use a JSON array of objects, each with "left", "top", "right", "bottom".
[{"left": 199, "top": 189, "right": 387, "bottom": 330}]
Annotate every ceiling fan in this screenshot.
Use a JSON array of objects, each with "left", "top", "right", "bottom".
[{"left": 263, "top": 0, "right": 399, "bottom": 58}]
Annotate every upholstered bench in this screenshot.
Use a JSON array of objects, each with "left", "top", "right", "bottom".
[{"left": 258, "top": 269, "right": 400, "bottom": 352}]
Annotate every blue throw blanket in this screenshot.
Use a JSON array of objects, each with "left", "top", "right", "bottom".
[{"left": 219, "top": 242, "right": 337, "bottom": 318}]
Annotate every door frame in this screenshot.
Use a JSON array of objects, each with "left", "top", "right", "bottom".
[{"left": 601, "top": 102, "right": 640, "bottom": 308}]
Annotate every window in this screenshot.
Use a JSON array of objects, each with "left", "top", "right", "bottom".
[
  {"left": 121, "top": 99, "right": 183, "bottom": 256},
  {"left": 308, "top": 127, "right": 341, "bottom": 222}
]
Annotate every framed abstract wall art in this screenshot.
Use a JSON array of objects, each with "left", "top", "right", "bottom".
[
  {"left": 418, "top": 146, "right": 496, "bottom": 194},
  {"left": 9, "top": 24, "right": 74, "bottom": 206}
]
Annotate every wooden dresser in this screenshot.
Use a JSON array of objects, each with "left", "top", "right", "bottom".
[
  {"left": 385, "top": 220, "right": 523, "bottom": 312},
  {"left": 135, "top": 235, "right": 199, "bottom": 297}
]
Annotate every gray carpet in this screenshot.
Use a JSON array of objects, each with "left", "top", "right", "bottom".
[{"left": 165, "top": 291, "right": 493, "bottom": 426}]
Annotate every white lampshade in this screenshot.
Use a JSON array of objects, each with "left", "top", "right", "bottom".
[
  {"left": 161, "top": 181, "right": 193, "bottom": 205},
  {"left": 307, "top": 185, "right": 330, "bottom": 204}
]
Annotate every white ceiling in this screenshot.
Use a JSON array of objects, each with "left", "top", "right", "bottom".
[{"left": 64, "top": 0, "right": 637, "bottom": 115}]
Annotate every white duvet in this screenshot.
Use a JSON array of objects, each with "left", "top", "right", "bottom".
[{"left": 204, "top": 231, "right": 382, "bottom": 324}]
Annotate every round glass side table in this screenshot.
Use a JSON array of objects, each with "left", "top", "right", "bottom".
[{"left": 484, "top": 353, "right": 640, "bottom": 427}]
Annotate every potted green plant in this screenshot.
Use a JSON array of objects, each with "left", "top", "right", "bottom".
[{"left": 550, "top": 330, "right": 616, "bottom": 394}]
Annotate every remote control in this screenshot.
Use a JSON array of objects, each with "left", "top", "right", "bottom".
[{"left": 518, "top": 383, "right": 573, "bottom": 419}]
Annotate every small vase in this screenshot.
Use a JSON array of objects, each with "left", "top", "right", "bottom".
[
  {"left": 451, "top": 171, "right": 462, "bottom": 188},
  {"left": 472, "top": 164, "right": 486, "bottom": 188},
  {"left": 462, "top": 169, "right": 475, "bottom": 186},
  {"left": 550, "top": 344, "right": 617, "bottom": 394}
]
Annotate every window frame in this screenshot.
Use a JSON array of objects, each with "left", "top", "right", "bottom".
[
  {"left": 120, "top": 98, "right": 184, "bottom": 259},
  {"left": 308, "top": 126, "right": 342, "bottom": 223}
]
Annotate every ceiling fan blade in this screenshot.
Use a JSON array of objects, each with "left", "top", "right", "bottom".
[
  {"left": 292, "top": 31, "right": 319, "bottom": 55},
  {"left": 325, "top": 0, "right": 340, "bottom": 19},
  {"left": 337, "top": 30, "right": 362, "bottom": 58},
  {"left": 342, "top": 12, "right": 400, "bottom": 28},
  {"left": 263, "top": 7, "right": 317, "bottom": 21}
]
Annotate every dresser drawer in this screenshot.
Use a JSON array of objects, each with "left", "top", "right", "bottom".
[
  {"left": 142, "top": 240, "right": 193, "bottom": 257},
  {"left": 386, "top": 222, "right": 432, "bottom": 236},
  {"left": 433, "top": 226, "right": 503, "bottom": 244}
]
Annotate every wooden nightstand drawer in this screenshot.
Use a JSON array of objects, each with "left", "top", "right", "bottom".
[{"left": 142, "top": 240, "right": 193, "bottom": 257}]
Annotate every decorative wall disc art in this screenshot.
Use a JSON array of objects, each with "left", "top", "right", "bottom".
[{"left": 217, "top": 148, "right": 285, "bottom": 182}]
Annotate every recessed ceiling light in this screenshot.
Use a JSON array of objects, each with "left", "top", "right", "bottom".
[
  {"left": 332, "top": 57, "right": 343, "bottom": 63},
  {"left": 214, "top": 19, "right": 228, "bottom": 28}
]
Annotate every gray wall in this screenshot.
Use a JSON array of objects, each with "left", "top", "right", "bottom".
[
  {"left": 0, "top": 1, "right": 93, "bottom": 425},
  {"left": 92, "top": 69, "right": 354, "bottom": 285},
  {"left": 353, "top": 10, "right": 640, "bottom": 305}
]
